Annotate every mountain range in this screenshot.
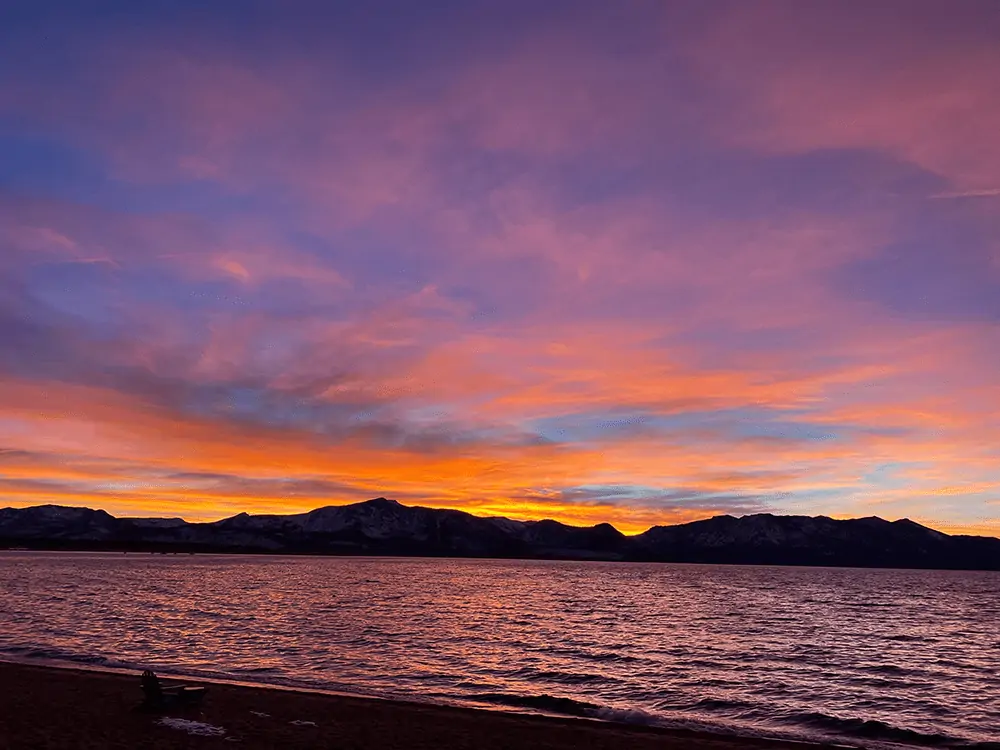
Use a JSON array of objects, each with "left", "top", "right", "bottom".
[{"left": 1, "top": 498, "right": 998, "bottom": 570}]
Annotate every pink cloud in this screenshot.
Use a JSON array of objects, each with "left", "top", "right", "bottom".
[{"left": 686, "top": 1, "right": 1000, "bottom": 190}]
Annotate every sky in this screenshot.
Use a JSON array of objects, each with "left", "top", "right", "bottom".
[{"left": 0, "top": 1, "right": 998, "bottom": 535}]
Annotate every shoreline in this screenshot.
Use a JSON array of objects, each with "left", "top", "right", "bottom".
[
  {"left": 0, "top": 660, "right": 851, "bottom": 750},
  {"left": 4, "top": 547, "right": 1000, "bottom": 575},
  {"left": 5, "top": 549, "right": 1000, "bottom": 577}
]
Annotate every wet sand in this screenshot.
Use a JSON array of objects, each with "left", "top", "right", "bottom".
[{"left": 0, "top": 661, "right": 841, "bottom": 749}]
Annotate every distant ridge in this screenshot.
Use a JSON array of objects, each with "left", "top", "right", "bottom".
[{"left": 1, "top": 499, "right": 998, "bottom": 571}]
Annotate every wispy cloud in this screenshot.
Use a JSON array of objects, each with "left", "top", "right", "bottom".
[
  {"left": 931, "top": 188, "right": 1000, "bottom": 199},
  {"left": 0, "top": 1, "right": 997, "bottom": 535}
]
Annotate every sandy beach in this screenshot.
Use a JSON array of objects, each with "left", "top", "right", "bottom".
[{"left": 0, "top": 661, "right": 846, "bottom": 750}]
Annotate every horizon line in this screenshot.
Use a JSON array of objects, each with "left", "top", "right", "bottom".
[{"left": 4, "top": 498, "right": 997, "bottom": 541}]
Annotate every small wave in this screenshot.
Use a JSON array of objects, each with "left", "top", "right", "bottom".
[
  {"left": 539, "top": 646, "right": 643, "bottom": 664},
  {"left": 0, "top": 645, "right": 115, "bottom": 667},
  {"left": 465, "top": 692, "right": 660, "bottom": 726},
  {"left": 466, "top": 691, "right": 600, "bottom": 717},
  {"left": 785, "top": 711, "right": 959, "bottom": 747},
  {"left": 865, "top": 664, "right": 917, "bottom": 676},
  {"left": 187, "top": 609, "right": 223, "bottom": 619},
  {"left": 509, "top": 667, "right": 614, "bottom": 685},
  {"left": 581, "top": 651, "right": 642, "bottom": 664},
  {"left": 591, "top": 705, "right": 660, "bottom": 726},
  {"left": 657, "top": 696, "right": 757, "bottom": 715}
]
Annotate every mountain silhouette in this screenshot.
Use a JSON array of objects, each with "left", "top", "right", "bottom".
[{"left": 1, "top": 499, "right": 997, "bottom": 570}]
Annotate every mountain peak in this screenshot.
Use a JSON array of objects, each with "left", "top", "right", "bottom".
[
  {"left": 0, "top": 502, "right": 996, "bottom": 570},
  {"left": 362, "top": 497, "right": 400, "bottom": 507}
]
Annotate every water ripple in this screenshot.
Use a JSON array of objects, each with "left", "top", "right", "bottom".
[{"left": 0, "top": 553, "right": 998, "bottom": 749}]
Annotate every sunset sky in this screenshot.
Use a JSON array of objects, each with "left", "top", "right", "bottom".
[{"left": 1, "top": 1, "right": 998, "bottom": 535}]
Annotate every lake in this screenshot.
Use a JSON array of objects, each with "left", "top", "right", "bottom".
[{"left": 0, "top": 553, "right": 997, "bottom": 748}]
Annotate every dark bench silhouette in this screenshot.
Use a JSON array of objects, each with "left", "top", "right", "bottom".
[{"left": 140, "top": 670, "right": 207, "bottom": 709}]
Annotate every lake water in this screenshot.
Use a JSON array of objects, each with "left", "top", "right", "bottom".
[{"left": 0, "top": 553, "right": 997, "bottom": 748}]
